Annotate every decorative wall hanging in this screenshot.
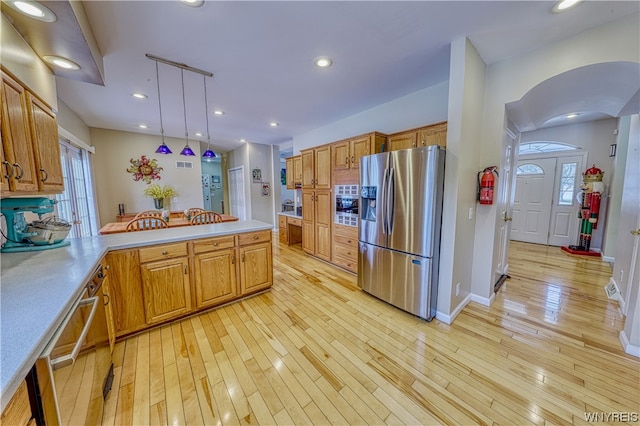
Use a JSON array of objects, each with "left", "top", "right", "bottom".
[
  {"left": 252, "top": 168, "right": 262, "bottom": 183},
  {"left": 127, "top": 155, "right": 163, "bottom": 183},
  {"left": 261, "top": 182, "right": 271, "bottom": 196}
]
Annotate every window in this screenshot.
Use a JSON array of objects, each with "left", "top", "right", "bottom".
[
  {"left": 518, "top": 142, "right": 578, "bottom": 155},
  {"left": 516, "top": 163, "right": 544, "bottom": 175},
  {"left": 558, "top": 162, "right": 578, "bottom": 206},
  {"left": 55, "top": 141, "right": 98, "bottom": 238}
]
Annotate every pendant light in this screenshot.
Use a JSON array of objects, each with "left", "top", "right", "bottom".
[
  {"left": 201, "top": 74, "right": 216, "bottom": 160},
  {"left": 154, "top": 60, "right": 172, "bottom": 154},
  {"left": 179, "top": 68, "right": 196, "bottom": 156}
]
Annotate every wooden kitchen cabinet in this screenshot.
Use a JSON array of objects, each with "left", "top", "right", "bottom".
[
  {"left": 101, "top": 273, "right": 117, "bottom": 353},
  {"left": 105, "top": 250, "right": 146, "bottom": 338},
  {"left": 193, "top": 235, "right": 238, "bottom": 309},
  {"left": 332, "top": 132, "right": 386, "bottom": 171},
  {"left": 1, "top": 380, "right": 33, "bottom": 426},
  {"left": 27, "top": 94, "right": 64, "bottom": 192},
  {"left": 301, "top": 145, "right": 331, "bottom": 189},
  {"left": 140, "top": 242, "right": 191, "bottom": 325},
  {"left": 387, "top": 121, "right": 447, "bottom": 152},
  {"left": 1, "top": 71, "right": 39, "bottom": 193},
  {"left": 332, "top": 224, "right": 358, "bottom": 273},
  {"left": 239, "top": 241, "right": 272, "bottom": 295},
  {"left": 278, "top": 214, "right": 288, "bottom": 243},
  {"left": 302, "top": 189, "right": 332, "bottom": 261},
  {"left": 285, "top": 155, "right": 303, "bottom": 189}
]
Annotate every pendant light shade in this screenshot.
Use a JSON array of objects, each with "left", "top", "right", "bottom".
[
  {"left": 153, "top": 60, "right": 172, "bottom": 154},
  {"left": 201, "top": 74, "right": 216, "bottom": 160},
  {"left": 179, "top": 68, "right": 196, "bottom": 156}
]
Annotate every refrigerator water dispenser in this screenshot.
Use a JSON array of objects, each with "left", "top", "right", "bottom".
[{"left": 361, "top": 186, "right": 377, "bottom": 222}]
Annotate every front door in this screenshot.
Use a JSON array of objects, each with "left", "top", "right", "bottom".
[
  {"left": 511, "top": 158, "right": 556, "bottom": 244},
  {"left": 548, "top": 155, "right": 584, "bottom": 246}
]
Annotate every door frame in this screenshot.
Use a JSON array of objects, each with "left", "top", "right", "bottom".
[{"left": 228, "top": 166, "right": 247, "bottom": 221}]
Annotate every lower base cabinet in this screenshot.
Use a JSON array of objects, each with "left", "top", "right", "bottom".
[
  {"left": 106, "top": 229, "right": 272, "bottom": 338},
  {"left": 1, "top": 380, "right": 33, "bottom": 426}
]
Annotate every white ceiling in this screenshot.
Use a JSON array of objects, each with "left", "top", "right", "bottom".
[{"left": 5, "top": 1, "right": 640, "bottom": 153}]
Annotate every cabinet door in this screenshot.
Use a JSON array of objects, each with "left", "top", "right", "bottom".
[
  {"left": 0, "top": 380, "right": 32, "bottom": 426},
  {"left": 332, "top": 140, "right": 350, "bottom": 170},
  {"left": 293, "top": 156, "right": 302, "bottom": 184},
  {"left": 106, "top": 250, "right": 146, "bottom": 336},
  {"left": 301, "top": 150, "right": 315, "bottom": 188},
  {"left": 314, "top": 190, "right": 332, "bottom": 261},
  {"left": 141, "top": 257, "right": 191, "bottom": 324},
  {"left": 0, "top": 126, "right": 8, "bottom": 193},
  {"left": 239, "top": 242, "right": 272, "bottom": 295},
  {"left": 194, "top": 249, "right": 237, "bottom": 308},
  {"left": 285, "top": 157, "right": 294, "bottom": 189},
  {"left": 350, "top": 135, "right": 372, "bottom": 169},
  {"left": 27, "top": 94, "right": 64, "bottom": 193},
  {"left": 101, "top": 274, "right": 117, "bottom": 353},
  {"left": 302, "top": 191, "right": 315, "bottom": 254},
  {"left": 314, "top": 145, "right": 332, "bottom": 189},
  {"left": 418, "top": 122, "right": 447, "bottom": 147},
  {"left": 387, "top": 132, "right": 416, "bottom": 151},
  {"left": 1, "top": 73, "right": 38, "bottom": 192},
  {"left": 278, "top": 215, "right": 288, "bottom": 244}
]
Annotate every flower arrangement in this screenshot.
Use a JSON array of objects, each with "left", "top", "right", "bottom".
[{"left": 143, "top": 184, "right": 178, "bottom": 200}]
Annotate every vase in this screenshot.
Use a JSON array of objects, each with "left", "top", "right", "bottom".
[{"left": 154, "top": 198, "right": 164, "bottom": 209}]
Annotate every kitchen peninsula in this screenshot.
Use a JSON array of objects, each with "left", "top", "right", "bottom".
[{"left": 0, "top": 220, "right": 273, "bottom": 413}]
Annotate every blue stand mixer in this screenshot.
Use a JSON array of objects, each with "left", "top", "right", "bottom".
[{"left": 1, "top": 197, "right": 71, "bottom": 253}]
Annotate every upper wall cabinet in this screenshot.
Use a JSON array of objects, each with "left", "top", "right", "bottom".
[
  {"left": 301, "top": 145, "right": 331, "bottom": 189},
  {"left": 285, "top": 155, "right": 302, "bottom": 189},
  {"left": 332, "top": 132, "right": 386, "bottom": 171},
  {"left": 387, "top": 121, "right": 447, "bottom": 152},
  {"left": 0, "top": 69, "right": 64, "bottom": 195}
]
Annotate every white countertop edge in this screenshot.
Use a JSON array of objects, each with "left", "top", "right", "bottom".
[
  {"left": 278, "top": 212, "right": 302, "bottom": 219},
  {"left": 0, "top": 220, "right": 273, "bottom": 411}
]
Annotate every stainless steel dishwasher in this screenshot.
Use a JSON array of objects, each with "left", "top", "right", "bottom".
[{"left": 34, "top": 263, "right": 114, "bottom": 425}]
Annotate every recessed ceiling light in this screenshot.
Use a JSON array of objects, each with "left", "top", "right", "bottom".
[
  {"left": 213, "top": 110, "right": 225, "bottom": 115},
  {"left": 195, "top": 132, "right": 203, "bottom": 137},
  {"left": 7, "top": 1, "right": 57, "bottom": 22},
  {"left": 269, "top": 122, "right": 279, "bottom": 127},
  {"left": 552, "top": 0, "right": 583, "bottom": 13},
  {"left": 138, "top": 124, "right": 149, "bottom": 129},
  {"left": 181, "top": 0, "right": 204, "bottom": 7},
  {"left": 314, "top": 56, "right": 333, "bottom": 68},
  {"left": 565, "top": 113, "right": 580, "bottom": 119},
  {"left": 43, "top": 56, "right": 80, "bottom": 70},
  {"left": 131, "top": 93, "right": 148, "bottom": 99},
  {"left": 240, "top": 139, "right": 246, "bottom": 143}
]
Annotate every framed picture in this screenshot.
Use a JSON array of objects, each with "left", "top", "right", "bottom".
[
  {"left": 252, "top": 168, "right": 262, "bottom": 183},
  {"left": 212, "top": 175, "right": 221, "bottom": 183},
  {"left": 261, "top": 182, "right": 271, "bottom": 196},
  {"left": 281, "top": 168, "right": 286, "bottom": 185}
]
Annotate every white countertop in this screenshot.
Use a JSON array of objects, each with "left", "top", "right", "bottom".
[
  {"left": 0, "top": 220, "right": 272, "bottom": 411},
  {"left": 278, "top": 212, "right": 302, "bottom": 219}
]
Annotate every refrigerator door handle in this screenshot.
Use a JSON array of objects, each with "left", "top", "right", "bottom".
[
  {"left": 381, "top": 167, "right": 389, "bottom": 235},
  {"left": 387, "top": 167, "right": 395, "bottom": 234}
]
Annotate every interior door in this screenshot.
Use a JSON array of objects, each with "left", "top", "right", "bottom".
[
  {"left": 511, "top": 158, "right": 556, "bottom": 244},
  {"left": 494, "top": 130, "right": 517, "bottom": 284},
  {"left": 56, "top": 142, "right": 93, "bottom": 238},
  {"left": 228, "top": 166, "right": 246, "bottom": 220},
  {"left": 548, "top": 155, "right": 584, "bottom": 246}
]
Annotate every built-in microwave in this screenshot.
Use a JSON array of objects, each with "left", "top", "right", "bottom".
[{"left": 335, "top": 185, "right": 359, "bottom": 227}]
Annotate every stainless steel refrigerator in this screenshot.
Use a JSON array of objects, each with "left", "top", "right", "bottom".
[{"left": 358, "top": 145, "right": 445, "bottom": 320}]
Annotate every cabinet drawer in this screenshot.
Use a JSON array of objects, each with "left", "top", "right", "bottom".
[
  {"left": 192, "top": 235, "right": 236, "bottom": 254},
  {"left": 278, "top": 215, "right": 287, "bottom": 228},
  {"left": 238, "top": 230, "right": 271, "bottom": 246},
  {"left": 334, "top": 234, "right": 358, "bottom": 247},
  {"left": 333, "top": 254, "right": 357, "bottom": 273},
  {"left": 288, "top": 217, "right": 302, "bottom": 227},
  {"left": 334, "top": 243, "right": 358, "bottom": 261},
  {"left": 139, "top": 242, "right": 188, "bottom": 263}
]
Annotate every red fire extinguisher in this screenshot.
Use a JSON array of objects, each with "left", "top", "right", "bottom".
[{"left": 478, "top": 166, "right": 498, "bottom": 205}]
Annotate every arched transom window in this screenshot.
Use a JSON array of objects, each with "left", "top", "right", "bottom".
[
  {"left": 516, "top": 163, "right": 544, "bottom": 175},
  {"left": 518, "top": 142, "right": 578, "bottom": 155}
]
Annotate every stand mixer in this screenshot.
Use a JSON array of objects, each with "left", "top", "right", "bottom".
[{"left": 1, "top": 197, "right": 71, "bottom": 253}]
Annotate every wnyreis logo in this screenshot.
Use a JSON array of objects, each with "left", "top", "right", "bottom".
[{"left": 584, "top": 412, "right": 638, "bottom": 423}]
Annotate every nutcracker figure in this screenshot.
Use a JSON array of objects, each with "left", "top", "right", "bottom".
[{"left": 562, "top": 164, "right": 604, "bottom": 257}]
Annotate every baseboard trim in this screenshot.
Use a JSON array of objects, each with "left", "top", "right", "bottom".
[
  {"left": 470, "top": 292, "right": 495, "bottom": 307},
  {"left": 602, "top": 255, "right": 615, "bottom": 263},
  {"left": 619, "top": 330, "right": 640, "bottom": 358},
  {"left": 436, "top": 293, "right": 471, "bottom": 324}
]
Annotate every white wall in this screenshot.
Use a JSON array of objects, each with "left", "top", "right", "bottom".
[
  {"left": 1, "top": 15, "right": 57, "bottom": 110},
  {"left": 56, "top": 99, "right": 92, "bottom": 144},
  {"left": 293, "top": 81, "right": 449, "bottom": 153},
  {"left": 91, "top": 128, "right": 203, "bottom": 224},
  {"left": 248, "top": 143, "right": 275, "bottom": 225},
  {"left": 471, "top": 13, "right": 640, "bottom": 305},
  {"left": 227, "top": 144, "right": 252, "bottom": 221}
]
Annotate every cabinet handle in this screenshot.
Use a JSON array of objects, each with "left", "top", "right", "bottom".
[
  {"left": 162, "top": 251, "right": 168, "bottom": 255},
  {"left": 104, "top": 265, "right": 110, "bottom": 270},
  {"left": 347, "top": 239, "right": 352, "bottom": 244},
  {"left": 103, "top": 292, "right": 110, "bottom": 306},
  {"left": 184, "top": 264, "right": 187, "bottom": 274},
  {"left": 345, "top": 156, "right": 349, "bottom": 164},
  {"left": 213, "top": 242, "right": 218, "bottom": 246},
  {"left": 231, "top": 254, "right": 235, "bottom": 264},
  {"left": 39, "top": 168, "right": 48, "bottom": 182},
  {"left": 13, "top": 163, "right": 24, "bottom": 180},
  {"left": 242, "top": 254, "right": 245, "bottom": 262},
  {"left": 412, "top": 142, "right": 416, "bottom": 147},
  {"left": 2, "top": 161, "right": 13, "bottom": 179},
  {"left": 351, "top": 156, "right": 354, "bottom": 163},
  {"left": 253, "top": 235, "right": 259, "bottom": 240}
]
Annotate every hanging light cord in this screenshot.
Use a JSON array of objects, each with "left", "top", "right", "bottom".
[
  {"left": 155, "top": 61, "right": 166, "bottom": 144},
  {"left": 203, "top": 74, "right": 211, "bottom": 147},
  {"left": 181, "top": 68, "right": 189, "bottom": 145}
]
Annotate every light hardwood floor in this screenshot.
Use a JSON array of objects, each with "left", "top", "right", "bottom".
[{"left": 102, "top": 238, "right": 639, "bottom": 425}]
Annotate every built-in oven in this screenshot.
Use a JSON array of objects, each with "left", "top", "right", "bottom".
[
  {"left": 335, "top": 184, "right": 359, "bottom": 227},
  {"left": 34, "top": 263, "right": 113, "bottom": 425}
]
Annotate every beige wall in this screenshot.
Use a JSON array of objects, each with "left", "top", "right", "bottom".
[
  {"left": 91, "top": 128, "right": 203, "bottom": 225},
  {"left": 1, "top": 14, "right": 57, "bottom": 110}
]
